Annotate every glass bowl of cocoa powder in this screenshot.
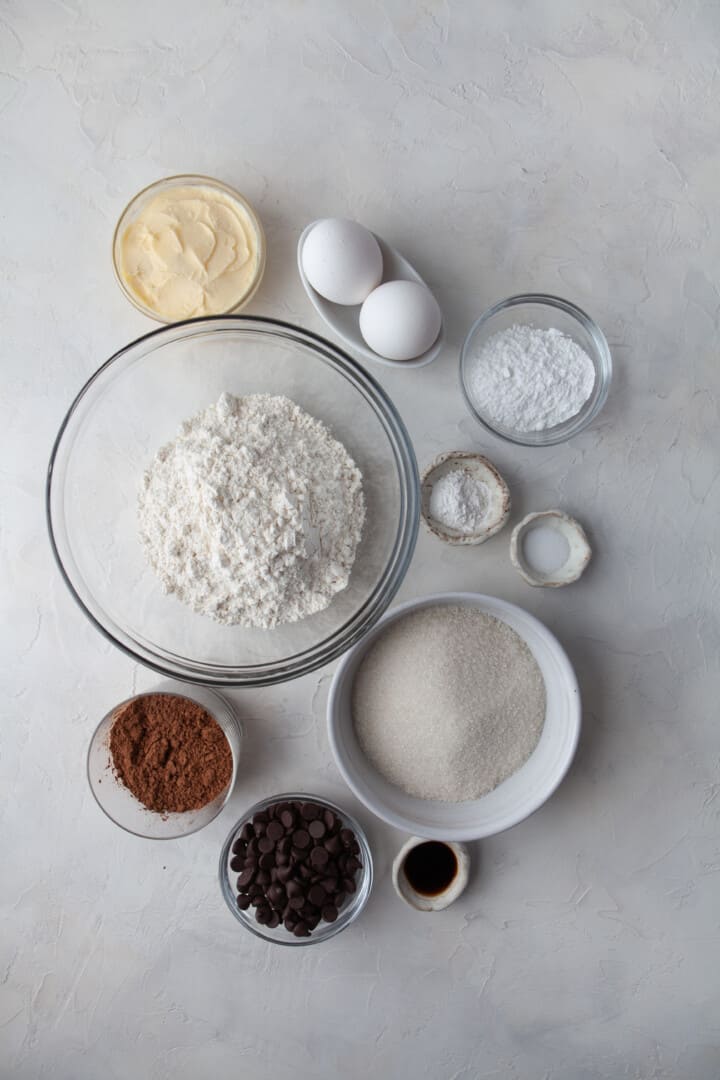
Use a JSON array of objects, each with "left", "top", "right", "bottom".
[{"left": 87, "top": 682, "right": 242, "bottom": 839}]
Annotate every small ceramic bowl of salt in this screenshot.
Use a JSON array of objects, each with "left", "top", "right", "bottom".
[{"left": 421, "top": 451, "right": 511, "bottom": 546}]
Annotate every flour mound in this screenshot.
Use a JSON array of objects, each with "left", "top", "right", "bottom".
[{"left": 138, "top": 393, "right": 365, "bottom": 628}]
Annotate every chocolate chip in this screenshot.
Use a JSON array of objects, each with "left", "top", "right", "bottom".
[
  {"left": 310, "top": 846, "right": 329, "bottom": 869},
  {"left": 232, "top": 838, "right": 246, "bottom": 855},
  {"left": 342, "top": 877, "right": 356, "bottom": 894},
  {"left": 280, "top": 810, "right": 295, "bottom": 830},
  {"left": 276, "top": 864, "right": 292, "bottom": 883},
  {"left": 308, "top": 819, "right": 326, "bottom": 839},
  {"left": 345, "top": 856, "right": 361, "bottom": 873},
  {"left": 253, "top": 811, "right": 269, "bottom": 825},
  {"left": 320, "top": 877, "right": 338, "bottom": 893},
  {"left": 308, "top": 884, "right": 327, "bottom": 907},
  {"left": 253, "top": 821, "right": 266, "bottom": 837},
  {"left": 256, "top": 870, "right": 271, "bottom": 886},
  {"left": 241, "top": 823, "right": 254, "bottom": 842},
  {"left": 230, "top": 855, "right": 244, "bottom": 872},
  {"left": 236, "top": 894, "right": 251, "bottom": 910},
  {"left": 322, "top": 904, "right": 338, "bottom": 922},
  {"left": 288, "top": 895, "right": 305, "bottom": 911},
  {"left": 266, "top": 911, "right": 280, "bottom": 929},
  {"left": 258, "top": 836, "right": 274, "bottom": 854},
  {"left": 292, "top": 829, "right": 310, "bottom": 849},
  {"left": 334, "top": 892, "right": 346, "bottom": 909},
  {"left": 324, "top": 809, "right": 337, "bottom": 832},
  {"left": 340, "top": 828, "right": 355, "bottom": 848},
  {"left": 237, "top": 867, "right": 255, "bottom": 888},
  {"left": 301, "top": 802, "right": 320, "bottom": 821},
  {"left": 283, "top": 916, "right": 297, "bottom": 932},
  {"left": 267, "top": 821, "right": 285, "bottom": 843},
  {"left": 292, "top": 921, "right": 310, "bottom": 937},
  {"left": 286, "top": 880, "right": 303, "bottom": 898},
  {"left": 325, "top": 835, "right": 342, "bottom": 855},
  {"left": 259, "top": 851, "right": 275, "bottom": 870},
  {"left": 267, "top": 885, "right": 286, "bottom": 908},
  {"left": 299, "top": 863, "right": 314, "bottom": 879}
]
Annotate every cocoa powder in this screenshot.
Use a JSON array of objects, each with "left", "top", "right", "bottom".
[{"left": 108, "top": 693, "right": 233, "bottom": 813}]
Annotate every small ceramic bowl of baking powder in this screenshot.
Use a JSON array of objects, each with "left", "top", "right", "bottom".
[
  {"left": 460, "top": 294, "right": 612, "bottom": 447},
  {"left": 510, "top": 510, "right": 592, "bottom": 588},
  {"left": 421, "top": 451, "right": 511, "bottom": 545}
]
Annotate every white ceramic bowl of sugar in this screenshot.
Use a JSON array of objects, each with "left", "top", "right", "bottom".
[{"left": 327, "top": 592, "right": 581, "bottom": 841}]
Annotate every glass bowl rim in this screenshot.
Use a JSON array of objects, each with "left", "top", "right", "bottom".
[
  {"left": 459, "top": 292, "right": 612, "bottom": 447},
  {"left": 111, "top": 173, "right": 267, "bottom": 322},
  {"left": 87, "top": 686, "right": 242, "bottom": 840},
  {"left": 218, "top": 791, "right": 374, "bottom": 946},
  {"left": 46, "top": 314, "right": 420, "bottom": 687}
]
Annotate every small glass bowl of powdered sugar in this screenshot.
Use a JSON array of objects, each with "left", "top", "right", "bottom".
[{"left": 460, "top": 294, "right": 612, "bottom": 447}]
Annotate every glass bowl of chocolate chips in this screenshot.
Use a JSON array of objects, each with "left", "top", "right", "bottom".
[{"left": 219, "top": 793, "right": 373, "bottom": 945}]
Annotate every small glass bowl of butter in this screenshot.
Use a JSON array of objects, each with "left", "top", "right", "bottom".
[{"left": 112, "top": 174, "right": 266, "bottom": 323}]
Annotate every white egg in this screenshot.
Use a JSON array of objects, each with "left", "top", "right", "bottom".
[
  {"left": 359, "top": 280, "right": 442, "bottom": 361},
  {"left": 302, "top": 218, "right": 383, "bottom": 306}
]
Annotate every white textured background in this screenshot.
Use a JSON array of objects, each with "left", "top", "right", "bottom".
[{"left": 2, "top": 2, "right": 719, "bottom": 1077}]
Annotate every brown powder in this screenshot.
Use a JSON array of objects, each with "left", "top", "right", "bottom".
[{"left": 108, "top": 693, "right": 233, "bottom": 813}]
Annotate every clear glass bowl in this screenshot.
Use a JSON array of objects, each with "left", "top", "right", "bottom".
[
  {"left": 219, "top": 792, "right": 373, "bottom": 946},
  {"left": 87, "top": 682, "right": 242, "bottom": 839},
  {"left": 460, "top": 293, "right": 612, "bottom": 446},
  {"left": 47, "top": 317, "right": 419, "bottom": 686},
  {"left": 112, "top": 174, "right": 266, "bottom": 322}
]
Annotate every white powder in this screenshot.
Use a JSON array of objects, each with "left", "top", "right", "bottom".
[
  {"left": 138, "top": 392, "right": 365, "bottom": 628},
  {"left": 428, "top": 468, "right": 489, "bottom": 533},
  {"left": 468, "top": 324, "right": 596, "bottom": 431},
  {"left": 352, "top": 606, "right": 546, "bottom": 802}
]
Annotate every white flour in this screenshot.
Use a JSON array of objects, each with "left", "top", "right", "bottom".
[
  {"left": 428, "top": 468, "right": 489, "bottom": 533},
  {"left": 468, "top": 324, "right": 596, "bottom": 431},
  {"left": 138, "top": 392, "right": 365, "bottom": 628},
  {"left": 352, "top": 606, "right": 546, "bottom": 802}
]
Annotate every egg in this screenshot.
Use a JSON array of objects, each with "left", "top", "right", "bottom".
[
  {"left": 302, "top": 218, "right": 383, "bottom": 306},
  {"left": 359, "top": 280, "right": 442, "bottom": 361}
]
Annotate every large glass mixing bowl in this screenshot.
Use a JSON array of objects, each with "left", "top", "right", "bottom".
[{"left": 47, "top": 317, "right": 419, "bottom": 686}]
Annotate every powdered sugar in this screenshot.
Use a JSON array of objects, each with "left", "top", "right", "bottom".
[
  {"left": 428, "top": 469, "right": 489, "bottom": 533},
  {"left": 468, "top": 324, "right": 596, "bottom": 431},
  {"left": 138, "top": 392, "right": 365, "bottom": 628}
]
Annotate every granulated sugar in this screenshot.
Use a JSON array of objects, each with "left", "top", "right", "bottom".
[{"left": 352, "top": 606, "right": 546, "bottom": 801}]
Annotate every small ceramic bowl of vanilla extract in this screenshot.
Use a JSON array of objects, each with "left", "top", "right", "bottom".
[{"left": 392, "top": 838, "right": 470, "bottom": 911}]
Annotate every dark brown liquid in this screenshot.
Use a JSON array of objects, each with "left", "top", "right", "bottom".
[{"left": 403, "top": 842, "right": 457, "bottom": 896}]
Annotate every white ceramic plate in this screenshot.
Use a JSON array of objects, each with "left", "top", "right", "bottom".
[
  {"left": 297, "top": 222, "right": 445, "bottom": 369},
  {"left": 327, "top": 592, "right": 581, "bottom": 841}
]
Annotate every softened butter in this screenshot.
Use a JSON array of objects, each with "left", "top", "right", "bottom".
[{"left": 118, "top": 184, "right": 261, "bottom": 320}]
